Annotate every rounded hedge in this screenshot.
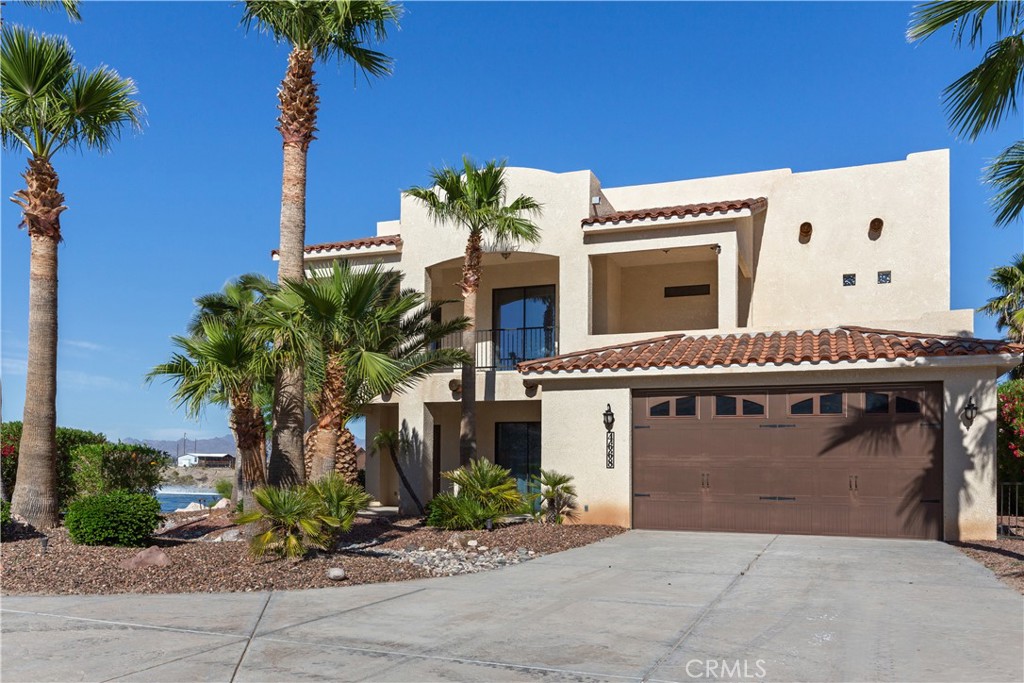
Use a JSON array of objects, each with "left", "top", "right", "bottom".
[{"left": 64, "top": 491, "right": 161, "bottom": 547}]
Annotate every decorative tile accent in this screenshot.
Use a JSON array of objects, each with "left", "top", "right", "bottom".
[
  {"left": 878, "top": 270, "right": 892, "bottom": 284},
  {"left": 843, "top": 274, "right": 856, "bottom": 287}
]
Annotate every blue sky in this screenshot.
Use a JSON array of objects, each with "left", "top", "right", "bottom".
[{"left": 2, "top": 1, "right": 1021, "bottom": 443}]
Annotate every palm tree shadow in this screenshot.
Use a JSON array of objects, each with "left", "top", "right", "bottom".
[{"left": 818, "top": 400, "right": 949, "bottom": 538}]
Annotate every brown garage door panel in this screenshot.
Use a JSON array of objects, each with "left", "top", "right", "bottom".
[{"left": 631, "top": 384, "right": 943, "bottom": 540}]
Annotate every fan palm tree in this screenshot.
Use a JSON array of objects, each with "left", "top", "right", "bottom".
[
  {"left": 1, "top": 26, "right": 142, "bottom": 528},
  {"left": 908, "top": 2, "right": 1024, "bottom": 225},
  {"left": 148, "top": 277, "right": 276, "bottom": 508},
  {"left": 406, "top": 157, "right": 543, "bottom": 464},
  {"left": 371, "top": 428, "right": 423, "bottom": 514},
  {"left": 264, "top": 262, "right": 469, "bottom": 482},
  {"left": 1, "top": 0, "right": 81, "bottom": 25},
  {"left": 242, "top": 0, "right": 400, "bottom": 488},
  {"left": 980, "top": 253, "right": 1024, "bottom": 338}
]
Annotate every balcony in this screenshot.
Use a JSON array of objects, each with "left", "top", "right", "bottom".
[{"left": 436, "top": 326, "right": 558, "bottom": 370}]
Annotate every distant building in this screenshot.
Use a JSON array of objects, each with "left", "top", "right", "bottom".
[{"left": 177, "top": 453, "right": 235, "bottom": 468}]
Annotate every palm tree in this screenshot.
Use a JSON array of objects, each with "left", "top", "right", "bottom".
[
  {"left": 406, "top": 157, "right": 543, "bottom": 464},
  {"left": 908, "top": 2, "right": 1024, "bottom": 225},
  {"left": 1, "top": 26, "right": 142, "bottom": 528},
  {"left": 264, "top": 262, "right": 469, "bottom": 482},
  {"left": 371, "top": 428, "right": 423, "bottom": 514},
  {"left": 980, "top": 253, "right": 1024, "bottom": 337},
  {"left": 242, "top": 0, "right": 400, "bottom": 488},
  {"left": 148, "top": 276, "right": 275, "bottom": 507}
]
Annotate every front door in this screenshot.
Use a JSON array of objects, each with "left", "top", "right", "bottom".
[
  {"left": 495, "top": 422, "right": 541, "bottom": 496},
  {"left": 492, "top": 285, "right": 555, "bottom": 369}
]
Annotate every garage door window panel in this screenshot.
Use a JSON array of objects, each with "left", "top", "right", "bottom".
[
  {"left": 714, "top": 394, "right": 766, "bottom": 418},
  {"left": 788, "top": 392, "right": 846, "bottom": 417},
  {"left": 648, "top": 400, "right": 670, "bottom": 417},
  {"left": 865, "top": 392, "right": 890, "bottom": 415}
]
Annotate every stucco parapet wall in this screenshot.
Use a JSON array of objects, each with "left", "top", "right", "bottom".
[{"left": 518, "top": 326, "right": 1023, "bottom": 376}]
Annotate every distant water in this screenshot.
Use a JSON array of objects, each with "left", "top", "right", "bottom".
[{"left": 156, "top": 487, "right": 220, "bottom": 513}]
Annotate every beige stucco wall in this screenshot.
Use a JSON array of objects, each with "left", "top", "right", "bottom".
[{"left": 535, "top": 359, "right": 1005, "bottom": 540}]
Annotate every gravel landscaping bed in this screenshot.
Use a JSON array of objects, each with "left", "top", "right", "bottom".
[
  {"left": 952, "top": 538, "right": 1024, "bottom": 594},
  {"left": 0, "top": 517, "right": 625, "bottom": 596}
]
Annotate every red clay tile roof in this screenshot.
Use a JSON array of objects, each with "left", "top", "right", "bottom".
[
  {"left": 518, "top": 326, "right": 1024, "bottom": 374},
  {"left": 271, "top": 235, "right": 402, "bottom": 257},
  {"left": 582, "top": 197, "right": 768, "bottom": 226}
]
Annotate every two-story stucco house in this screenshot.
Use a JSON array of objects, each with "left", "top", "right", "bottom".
[{"left": 280, "top": 150, "right": 1021, "bottom": 541}]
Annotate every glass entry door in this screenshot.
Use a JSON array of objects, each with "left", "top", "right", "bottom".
[
  {"left": 492, "top": 285, "right": 555, "bottom": 369},
  {"left": 495, "top": 422, "right": 541, "bottom": 496}
]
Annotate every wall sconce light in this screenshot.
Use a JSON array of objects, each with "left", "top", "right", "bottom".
[
  {"left": 962, "top": 395, "right": 979, "bottom": 428},
  {"left": 603, "top": 404, "right": 616, "bottom": 469},
  {"left": 711, "top": 244, "right": 722, "bottom": 255},
  {"left": 380, "top": 391, "right": 392, "bottom": 402}
]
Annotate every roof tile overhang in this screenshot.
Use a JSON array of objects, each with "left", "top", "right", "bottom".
[
  {"left": 271, "top": 235, "right": 402, "bottom": 259},
  {"left": 518, "top": 326, "right": 1024, "bottom": 375},
  {"left": 582, "top": 197, "right": 767, "bottom": 227}
]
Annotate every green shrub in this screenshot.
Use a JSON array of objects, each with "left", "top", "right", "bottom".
[
  {"left": 425, "top": 493, "right": 497, "bottom": 530},
  {"left": 214, "top": 479, "right": 234, "bottom": 500},
  {"left": 1, "top": 499, "right": 11, "bottom": 526},
  {"left": 235, "top": 486, "right": 340, "bottom": 559},
  {"left": 1, "top": 422, "right": 107, "bottom": 507},
  {"left": 306, "top": 473, "right": 371, "bottom": 536},
  {"left": 426, "top": 459, "right": 527, "bottom": 530},
  {"left": 531, "top": 470, "right": 579, "bottom": 524},
  {"left": 64, "top": 492, "right": 162, "bottom": 546},
  {"left": 71, "top": 443, "right": 165, "bottom": 499},
  {"left": 443, "top": 459, "right": 525, "bottom": 514}
]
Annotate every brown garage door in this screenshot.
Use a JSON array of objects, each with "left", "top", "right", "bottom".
[{"left": 631, "top": 384, "right": 943, "bottom": 539}]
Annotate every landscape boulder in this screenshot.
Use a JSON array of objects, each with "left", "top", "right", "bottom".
[
  {"left": 326, "top": 567, "right": 347, "bottom": 581},
  {"left": 212, "top": 498, "right": 230, "bottom": 509},
  {"left": 119, "top": 546, "right": 172, "bottom": 570}
]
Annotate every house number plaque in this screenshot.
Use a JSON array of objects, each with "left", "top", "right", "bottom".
[{"left": 606, "top": 431, "right": 615, "bottom": 468}]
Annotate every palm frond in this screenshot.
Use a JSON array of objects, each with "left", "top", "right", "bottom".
[{"left": 984, "top": 140, "right": 1024, "bottom": 225}]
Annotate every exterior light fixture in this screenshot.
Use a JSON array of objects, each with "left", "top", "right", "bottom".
[
  {"left": 962, "top": 396, "right": 979, "bottom": 427},
  {"left": 603, "top": 404, "right": 615, "bottom": 432},
  {"left": 711, "top": 244, "right": 722, "bottom": 255},
  {"left": 40, "top": 535, "right": 49, "bottom": 554}
]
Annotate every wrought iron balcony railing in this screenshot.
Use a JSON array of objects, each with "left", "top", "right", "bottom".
[{"left": 434, "top": 326, "right": 557, "bottom": 370}]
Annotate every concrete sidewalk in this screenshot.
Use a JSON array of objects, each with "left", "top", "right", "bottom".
[{"left": 2, "top": 531, "right": 1021, "bottom": 682}]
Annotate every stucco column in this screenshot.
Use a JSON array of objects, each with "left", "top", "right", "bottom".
[
  {"left": 943, "top": 369, "right": 998, "bottom": 541},
  {"left": 363, "top": 408, "right": 383, "bottom": 501},
  {"left": 717, "top": 235, "right": 738, "bottom": 330},
  {"left": 396, "top": 395, "right": 433, "bottom": 515}
]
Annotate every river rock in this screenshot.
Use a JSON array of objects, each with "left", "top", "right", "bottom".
[
  {"left": 326, "top": 567, "right": 347, "bottom": 581},
  {"left": 119, "top": 546, "right": 172, "bottom": 570},
  {"left": 212, "top": 498, "right": 230, "bottom": 509}
]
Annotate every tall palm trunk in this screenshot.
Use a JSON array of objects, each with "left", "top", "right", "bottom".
[
  {"left": 10, "top": 157, "right": 66, "bottom": 529},
  {"left": 230, "top": 393, "right": 267, "bottom": 512},
  {"left": 312, "top": 353, "right": 346, "bottom": 479},
  {"left": 458, "top": 232, "right": 483, "bottom": 465},
  {"left": 269, "top": 46, "right": 318, "bottom": 488}
]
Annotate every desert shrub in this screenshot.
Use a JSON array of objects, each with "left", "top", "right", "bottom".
[
  {"left": 427, "top": 459, "right": 526, "bottom": 530},
  {"left": 306, "top": 474, "right": 371, "bottom": 536},
  {"left": 444, "top": 459, "right": 525, "bottom": 514},
  {"left": 531, "top": 470, "right": 579, "bottom": 524},
  {"left": 425, "top": 493, "right": 496, "bottom": 530},
  {"left": 64, "top": 491, "right": 161, "bottom": 546},
  {"left": 1, "top": 499, "right": 11, "bottom": 526},
  {"left": 70, "top": 443, "right": 165, "bottom": 499},
  {"left": 1, "top": 422, "right": 107, "bottom": 506},
  {"left": 214, "top": 479, "right": 234, "bottom": 500},
  {"left": 235, "top": 486, "right": 340, "bottom": 559}
]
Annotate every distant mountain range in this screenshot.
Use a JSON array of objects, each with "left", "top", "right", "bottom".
[{"left": 123, "top": 433, "right": 366, "bottom": 458}]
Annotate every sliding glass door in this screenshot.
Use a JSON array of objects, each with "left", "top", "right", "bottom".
[{"left": 492, "top": 285, "right": 555, "bottom": 369}]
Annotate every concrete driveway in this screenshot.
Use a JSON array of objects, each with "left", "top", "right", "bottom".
[{"left": 2, "top": 531, "right": 1021, "bottom": 682}]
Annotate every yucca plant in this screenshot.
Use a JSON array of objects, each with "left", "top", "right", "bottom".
[
  {"left": 442, "top": 459, "right": 525, "bottom": 515},
  {"left": 235, "top": 485, "right": 340, "bottom": 559},
  {"left": 531, "top": 470, "right": 579, "bottom": 525},
  {"left": 306, "top": 472, "right": 371, "bottom": 534}
]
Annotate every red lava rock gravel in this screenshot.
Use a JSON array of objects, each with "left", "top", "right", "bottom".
[
  {"left": 0, "top": 516, "right": 625, "bottom": 596},
  {"left": 952, "top": 537, "right": 1024, "bottom": 594}
]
